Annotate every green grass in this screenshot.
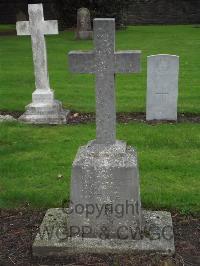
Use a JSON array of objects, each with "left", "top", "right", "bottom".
[
  {"left": 0, "top": 122, "right": 199, "bottom": 214},
  {"left": 0, "top": 24, "right": 15, "bottom": 31},
  {"left": 0, "top": 25, "right": 200, "bottom": 113},
  {"left": 0, "top": 25, "right": 199, "bottom": 214}
]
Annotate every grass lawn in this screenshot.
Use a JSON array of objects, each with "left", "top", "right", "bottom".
[
  {"left": 0, "top": 25, "right": 200, "bottom": 113},
  {"left": 0, "top": 24, "right": 15, "bottom": 31},
  {"left": 0, "top": 122, "right": 199, "bottom": 214},
  {"left": 0, "top": 25, "right": 199, "bottom": 215}
]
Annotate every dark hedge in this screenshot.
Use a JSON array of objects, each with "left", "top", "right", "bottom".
[{"left": 58, "top": 0, "right": 130, "bottom": 29}]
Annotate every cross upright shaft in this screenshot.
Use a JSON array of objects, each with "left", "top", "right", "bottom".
[
  {"left": 69, "top": 19, "right": 141, "bottom": 145},
  {"left": 95, "top": 19, "right": 116, "bottom": 144},
  {"left": 16, "top": 4, "right": 58, "bottom": 92}
]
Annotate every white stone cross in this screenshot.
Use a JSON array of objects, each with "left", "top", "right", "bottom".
[
  {"left": 16, "top": 4, "right": 58, "bottom": 95},
  {"left": 69, "top": 19, "right": 141, "bottom": 145}
]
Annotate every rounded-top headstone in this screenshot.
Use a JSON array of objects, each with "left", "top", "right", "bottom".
[{"left": 76, "top": 7, "right": 93, "bottom": 40}]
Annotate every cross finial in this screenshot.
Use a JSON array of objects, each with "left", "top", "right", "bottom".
[
  {"left": 69, "top": 19, "right": 141, "bottom": 145},
  {"left": 16, "top": 4, "right": 58, "bottom": 93}
]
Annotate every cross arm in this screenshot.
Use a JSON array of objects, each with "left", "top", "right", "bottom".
[
  {"left": 115, "top": 50, "right": 141, "bottom": 73},
  {"left": 42, "top": 20, "right": 58, "bottom": 35},
  {"left": 16, "top": 21, "right": 30, "bottom": 36},
  {"left": 68, "top": 51, "right": 95, "bottom": 73}
]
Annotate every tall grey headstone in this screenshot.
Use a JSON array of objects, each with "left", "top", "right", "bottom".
[
  {"left": 146, "top": 54, "right": 179, "bottom": 121},
  {"left": 76, "top": 7, "right": 93, "bottom": 40},
  {"left": 16, "top": 4, "right": 69, "bottom": 124},
  {"left": 33, "top": 19, "right": 175, "bottom": 257},
  {"left": 68, "top": 18, "right": 142, "bottom": 236}
]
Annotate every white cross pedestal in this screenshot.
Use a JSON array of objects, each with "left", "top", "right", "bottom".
[{"left": 16, "top": 4, "right": 69, "bottom": 124}]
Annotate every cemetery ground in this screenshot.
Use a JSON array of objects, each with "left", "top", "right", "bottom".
[
  {"left": 1, "top": 25, "right": 200, "bottom": 113},
  {"left": 0, "top": 25, "right": 199, "bottom": 264}
]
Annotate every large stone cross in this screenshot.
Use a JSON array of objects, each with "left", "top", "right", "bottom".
[
  {"left": 16, "top": 4, "right": 58, "bottom": 93},
  {"left": 69, "top": 19, "right": 141, "bottom": 144}
]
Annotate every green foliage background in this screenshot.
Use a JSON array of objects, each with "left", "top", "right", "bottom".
[{"left": 58, "top": 0, "right": 130, "bottom": 28}]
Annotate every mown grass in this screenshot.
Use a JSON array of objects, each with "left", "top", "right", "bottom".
[
  {"left": 0, "top": 25, "right": 200, "bottom": 113},
  {"left": 0, "top": 24, "right": 15, "bottom": 31},
  {"left": 0, "top": 25, "right": 199, "bottom": 214},
  {"left": 0, "top": 122, "right": 199, "bottom": 214}
]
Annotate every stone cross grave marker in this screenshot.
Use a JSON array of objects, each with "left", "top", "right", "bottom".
[
  {"left": 76, "top": 7, "right": 93, "bottom": 40},
  {"left": 16, "top": 4, "right": 69, "bottom": 124},
  {"left": 33, "top": 19, "right": 175, "bottom": 257},
  {"left": 70, "top": 18, "right": 141, "bottom": 144},
  {"left": 146, "top": 54, "right": 179, "bottom": 121}
]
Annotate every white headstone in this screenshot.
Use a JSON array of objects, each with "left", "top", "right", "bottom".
[
  {"left": 146, "top": 54, "right": 179, "bottom": 121},
  {"left": 16, "top": 4, "right": 69, "bottom": 124}
]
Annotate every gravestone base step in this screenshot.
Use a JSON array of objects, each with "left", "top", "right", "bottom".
[
  {"left": 33, "top": 208, "right": 175, "bottom": 257},
  {"left": 18, "top": 100, "right": 69, "bottom": 124},
  {"left": 76, "top": 30, "right": 93, "bottom": 40}
]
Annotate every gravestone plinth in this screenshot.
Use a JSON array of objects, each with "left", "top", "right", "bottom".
[
  {"left": 19, "top": 89, "right": 68, "bottom": 124},
  {"left": 16, "top": 4, "right": 69, "bottom": 124},
  {"left": 33, "top": 19, "right": 174, "bottom": 257},
  {"left": 33, "top": 209, "right": 174, "bottom": 256},
  {"left": 76, "top": 30, "right": 92, "bottom": 40},
  {"left": 19, "top": 97, "right": 68, "bottom": 124},
  {"left": 68, "top": 140, "right": 142, "bottom": 239}
]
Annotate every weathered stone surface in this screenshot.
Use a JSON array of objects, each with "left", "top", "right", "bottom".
[
  {"left": 33, "top": 208, "right": 175, "bottom": 256},
  {"left": 0, "top": 115, "right": 16, "bottom": 122},
  {"left": 33, "top": 19, "right": 175, "bottom": 258},
  {"left": 18, "top": 100, "right": 69, "bottom": 125},
  {"left": 69, "top": 18, "right": 141, "bottom": 144},
  {"left": 16, "top": 4, "right": 69, "bottom": 124},
  {"left": 67, "top": 20, "right": 142, "bottom": 240},
  {"left": 68, "top": 141, "right": 142, "bottom": 238},
  {"left": 146, "top": 54, "right": 179, "bottom": 121},
  {"left": 76, "top": 7, "right": 93, "bottom": 40}
]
